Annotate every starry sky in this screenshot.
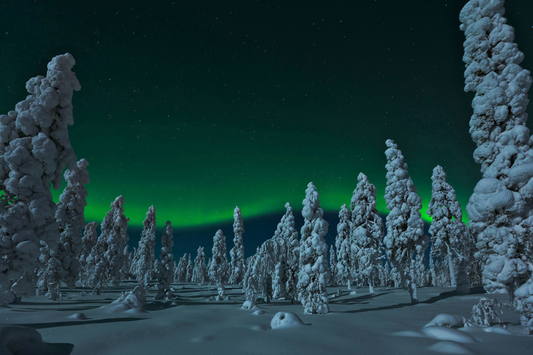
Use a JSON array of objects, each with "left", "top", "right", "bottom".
[{"left": 1, "top": 1, "right": 532, "bottom": 256}]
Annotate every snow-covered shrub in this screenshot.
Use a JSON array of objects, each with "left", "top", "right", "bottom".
[
  {"left": 470, "top": 298, "right": 504, "bottom": 326},
  {"left": 297, "top": 182, "right": 330, "bottom": 314}
]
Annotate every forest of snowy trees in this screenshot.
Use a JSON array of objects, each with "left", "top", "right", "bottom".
[{"left": 0, "top": 0, "right": 532, "bottom": 334}]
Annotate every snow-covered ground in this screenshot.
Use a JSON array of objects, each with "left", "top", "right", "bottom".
[{"left": 1, "top": 283, "right": 531, "bottom": 355}]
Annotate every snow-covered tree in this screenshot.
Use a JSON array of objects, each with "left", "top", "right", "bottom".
[
  {"left": 427, "top": 165, "right": 470, "bottom": 293},
  {"left": 297, "top": 182, "right": 331, "bottom": 314},
  {"left": 87, "top": 233, "right": 107, "bottom": 295},
  {"left": 229, "top": 206, "right": 245, "bottom": 284},
  {"left": 0, "top": 53, "right": 81, "bottom": 304},
  {"left": 351, "top": 173, "right": 384, "bottom": 293},
  {"left": 121, "top": 245, "right": 134, "bottom": 281},
  {"left": 384, "top": 140, "right": 424, "bottom": 304},
  {"left": 175, "top": 253, "right": 187, "bottom": 283},
  {"left": 335, "top": 204, "right": 351, "bottom": 285},
  {"left": 79, "top": 221, "right": 98, "bottom": 285},
  {"left": 54, "top": 158, "right": 90, "bottom": 289},
  {"left": 329, "top": 246, "right": 337, "bottom": 286},
  {"left": 460, "top": 0, "right": 533, "bottom": 314},
  {"left": 186, "top": 254, "right": 193, "bottom": 282},
  {"left": 208, "top": 229, "right": 229, "bottom": 300},
  {"left": 273, "top": 259, "right": 288, "bottom": 299},
  {"left": 132, "top": 205, "right": 155, "bottom": 289},
  {"left": 243, "top": 247, "right": 260, "bottom": 301},
  {"left": 155, "top": 220, "right": 174, "bottom": 300},
  {"left": 250, "top": 240, "right": 275, "bottom": 302},
  {"left": 192, "top": 246, "right": 207, "bottom": 284}
]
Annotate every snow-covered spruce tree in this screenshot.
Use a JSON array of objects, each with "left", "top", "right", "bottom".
[
  {"left": 192, "top": 246, "right": 207, "bottom": 284},
  {"left": 186, "top": 254, "right": 193, "bottom": 282},
  {"left": 87, "top": 233, "right": 107, "bottom": 295},
  {"left": 427, "top": 165, "right": 470, "bottom": 293},
  {"left": 273, "top": 259, "right": 288, "bottom": 299},
  {"left": 413, "top": 235, "right": 430, "bottom": 288},
  {"left": 251, "top": 240, "right": 275, "bottom": 302},
  {"left": 79, "top": 221, "right": 98, "bottom": 285},
  {"left": 132, "top": 205, "right": 156, "bottom": 289},
  {"left": 229, "top": 206, "right": 245, "bottom": 284},
  {"left": 208, "top": 229, "right": 229, "bottom": 300},
  {"left": 0, "top": 53, "right": 81, "bottom": 303},
  {"left": 335, "top": 204, "right": 351, "bottom": 286},
  {"left": 243, "top": 248, "right": 259, "bottom": 300},
  {"left": 101, "top": 196, "right": 130, "bottom": 286},
  {"left": 155, "top": 220, "right": 174, "bottom": 300},
  {"left": 384, "top": 140, "right": 424, "bottom": 304},
  {"left": 298, "top": 182, "right": 331, "bottom": 314},
  {"left": 329, "top": 245, "right": 338, "bottom": 286},
  {"left": 175, "top": 253, "right": 187, "bottom": 282},
  {"left": 54, "top": 158, "right": 90, "bottom": 289},
  {"left": 460, "top": 0, "right": 533, "bottom": 311},
  {"left": 351, "top": 173, "right": 384, "bottom": 293}
]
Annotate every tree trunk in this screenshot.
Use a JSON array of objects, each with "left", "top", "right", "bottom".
[{"left": 447, "top": 252, "right": 457, "bottom": 287}]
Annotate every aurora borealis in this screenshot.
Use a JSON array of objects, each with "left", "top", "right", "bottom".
[{"left": 1, "top": 0, "right": 532, "bottom": 235}]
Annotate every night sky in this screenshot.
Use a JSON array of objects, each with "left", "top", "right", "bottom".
[{"left": 1, "top": 1, "right": 532, "bottom": 256}]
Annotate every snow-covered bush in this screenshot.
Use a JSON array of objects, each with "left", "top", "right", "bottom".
[
  {"left": 229, "top": 206, "right": 245, "bottom": 284},
  {"left": 384, "top": 140, "right": 424, "bottom": 304},
  {"left": 297, "top": 182, "right": 331, "bottom": 314},
  {"left": 470, "top": 297, "right": 504, "bottom": 326}
]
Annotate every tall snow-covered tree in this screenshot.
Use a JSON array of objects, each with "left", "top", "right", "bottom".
[
  {"left": 384, "top": 140, "right": 424, "bottom": 304},
  {"left": 208, "top": 229, "right": 229, "bottom": 300},
  {"left": 79, "top": 221, "right": 98, "bottom": 285},
  {"left": 186, "top": 254, "right": 193, "bottom": 282},
  {"left": 243, "top": 247, "right": 260, "bottom": 301},
  {"left": 132, "top": 205, "right": 155, "bottom": 289},
  {"left": 229, "top": 206, "right": 245, "bottom": 285},
  {"left": 155, "top": 220, "right": 174, "bottom": 300},
  {"left": 87, "top": 233, "right": 107, "bottom": 295},
  {"left": 297, "top": 182, "right": 331, "bottom": 314},
  {"left": 329, "top": 246, "right": 337, "bottom": 286},
  {"left": 460, "top": 0, "right": 533, "bottom": 321},
  {"left": 175, "top": 253, "right": 187, "bottom": 282},
  {"left": 192, "top": 246, "right": 207, "bottom": 284},
  {"left": 427, "top": 165, "right": 470, "bottom": 293},
  {"left": 250, "top": 240, "right": 275, "bottom": 302},
  {"left": 54, "top": 158, "right": 90, "bottom": 289},
  {"left": 0, "top": 53, "right": 81, "bottom": 304},
  {"left": 273, "top": 259, "right": 288, "bottom": 300},
  {"left": 351, "top": 173, "right": 384, "bottom": 293},
  {"left": 335, "top": 204, "right": 351, "bottom": 285}
]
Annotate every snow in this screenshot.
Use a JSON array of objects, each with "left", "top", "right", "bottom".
[
  {"left": 1, "top": 285, "right": 531, "bottom": 355},
  {"left": 425, "top": 314, "right": 468, "bottom": 328}
]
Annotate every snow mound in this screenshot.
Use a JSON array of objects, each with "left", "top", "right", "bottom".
[
  {"left": 425, "top": 314, "right": 467, "bottom": 328},
  {"left": 241, "top": 300, "right": 256, "bottom": 309},
  {"left": 270, "top": 311, "right": 306, "bottom": 329},
  {"left": 393, "top": 330, "right": 425, "bottom": 337},
  {"left": 427, "top": 340, "right": 475, "bottom": 354},
  {"left": 101, "top": 286, "right": 146, "bottom": 313},
  {"left": 253, "top": 310, "right": 267, "bottom": 315},
  {"left": 483, "top": 326, "right": 512, "bottom": 335},
  {"left": 421, "top": 326, "right": 477, "bottom": 343},
  {"left": 0, "top": 325, "right": 74, "bottom": 355},
  {"left": 67, "top": 312, "right": 86, "bottom": 320}
]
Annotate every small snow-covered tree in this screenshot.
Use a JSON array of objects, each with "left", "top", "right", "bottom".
[
  {"left": 186, "top": 254, "right": 193, "bottom": 282},
  {"left": 79, "top": 221, "right": 98, "bottom": 285},
  {"left": 273, "top": 259, "right": 288, "bottom": 299},
  {"left": 329, "top": 246, "right": 337, "bottom": 286},
  {"left": 384, "top": 140, "right": 424, "bottom": 304},
  {"left": 54, "top": 158, "right": 90, "bottom": 289},
  {"left": 229, "top": 206, "right": 245, "bottom": 284},
  {"left": 155, "top": 220, "right": 174, "bottom": 300},
  {"left": 460, "top": 0, "right": 533, "bottom": 318},
  {"left": 101, "top": 196, "right": 130, "bottom": 286},
  {"left": 251, "top": 240, "right": 275, "bottom": 302},
  {"left": 335, "top": 204, "right": 351, "bottom": 285},
  {"left": 427, "top": 165, "right": 469, "bottom": 292},
  {"left": 192, "top": 246, "right": 207, "bottom": 284},
  {"left": 298, "top": 182, "right": 331, "bottom": 314},
  {"left": 132, "top": 205, "right": 156, "bottom": 289},
  {"left": 87, "top": 233, "right": 107, "bottom": 295},
  {"left": 175, "top": 253, "right": 187, "bottom": 282},
  {"left": 208, "top": 229, "right": 229, "bottom": 300},
  {"left": 351, "top": 173, "right": 384, "bottom": 293}
]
